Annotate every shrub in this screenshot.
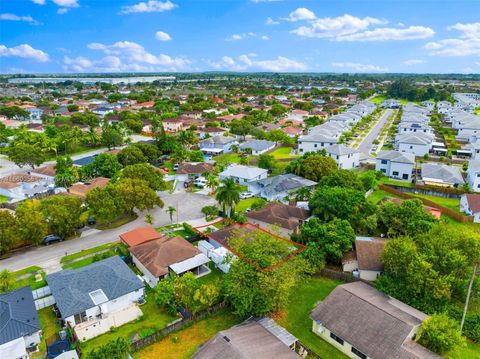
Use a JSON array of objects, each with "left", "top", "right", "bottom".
[{"left": 418, "top": 314, "right": 466, "bottom": 355}]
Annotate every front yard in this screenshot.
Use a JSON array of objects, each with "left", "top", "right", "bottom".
[
  {"left": 269, "top": 147, "right": 298, "bottom": 160},
  {"left": 132, "top": 309, "right": 241, "bottom": 359},
  {"left": 235, "top": 197, "right": 266, "bottom": 212},
  {"left": 9, "top": 266, "right": 46, "bottom": 291},
  {"left": 80, "top": 292, "right": 178, "bottom": 355},
  {"left": 61, "top": 243, "right": 128, "bottom": 270},
  {"left": 276, "top": 276, "right": 349, "bottom": 359}
]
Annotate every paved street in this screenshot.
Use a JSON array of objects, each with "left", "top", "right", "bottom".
[
  {"left": 0, "top": 192, "right": 216, "bottom": 272},
  {"left": 357, "top": 109, "right": 394, "bottom": 159}
]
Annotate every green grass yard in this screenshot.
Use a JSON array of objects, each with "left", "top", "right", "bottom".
[
  {"left": 60, "top": 242, "right": 120, "bottom": 263},
  {"left": 0, "top": 194, "right": 8, "bottom": 202},
  {"left": 412, "top": 193, "right": 461, "bottom": 213},
  {"left": 367, "top": 189, "right": 402, "bottom": 204},
  {"left": 8, "top": 266, "right": 46, "bottom": 291},
  {"left": 269, "top": 147, "right": 298, "bottom": 159},
  {"left": 447, "top": 340, "right": 480, "bottom": 359},
  {"left": 81, "top": 292, "right": 178, "bottom": 355},
  {"left": 235, "top": 198, "right": 261, "bottom": 212},
  {"left": 37, "top": 307, "right": 61, "bottom": 354},
  {"left": 276, "top": 276, "right": 349, "bottom": 359}
]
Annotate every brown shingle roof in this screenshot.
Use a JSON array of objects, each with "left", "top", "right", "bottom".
[
  {"left": 310, "top": 282, "right": 441, "bottom": 359},
  {"left": 120, "top": 227, "right": 164, "bottom": 247},
  {"left": 32, "top": 165, "right": 56, "bottom": 177},
  {"left": 68, "top": 177, "right": 109, "bottom": 198},
  {"left": 246, "top": 202, "right": 309, "bottom": 230},
  {"left": 129, "top": 236, "right": 200, "bottom": 277},
  {"left": 355, "top": 237, "right": 386, "bottom": 271},
  {"left": 207, "top": 224, "right": 257, "bottom": 246},
  {"left": 176, "top": 162, "right": 214, "bottom": 175},
  {"left": 465, "top": 193, "right": 480, "bottom": 213}
]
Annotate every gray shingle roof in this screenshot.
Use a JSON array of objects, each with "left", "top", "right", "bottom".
[
  {"left": 376, "top": 150, "right": 415, "bottom": 164},
  {"left": 0, "top": 286, "right": 40, "bottom": 345},
  {"left": 325, "top": 144, "right": 359, "bottom": 156},
  {"left": 46, "top": 256, "right": 144, "bottom": 319},
  {"left": 421, "top": 163, "right": 465, "bottom": 185},
  {"left": 250, "top": 174, "right": 317, "bottom": 198},
  {"left": 239, "top": 140, "right": 275, "bottom": 152}
]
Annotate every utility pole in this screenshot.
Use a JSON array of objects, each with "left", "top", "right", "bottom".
[{"left": 461, "top": 261, "right": 478, "bottom": 331}]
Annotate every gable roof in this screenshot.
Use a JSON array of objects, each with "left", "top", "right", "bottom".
[
  {"left": 249, "top": 174, "right": 317, "bottom": 198},
  {"left": 200, "top": 135, "right": 237, "bottom": 145},
  {"left": 246, "top": 202, "right": 309, "bottom": 230},
  {"left": 421, "top": 163, "right": 464, "bottom": 185},
  {"left": 239, "top": 140, "right": 275, "bottom": 152},
  {"left": 46, "top": 256, "right": 144, "bottom": 319},
  {"left": 120, "top": 227, "right": 164, "bottom": 247},
  {"left": 192, "top": 319, "right": 299, "bottom": 359},
  {"left": 376, "top": 150, "right": 415, "bottom": 164},
  {"left": 325, "top": 144, "right": 359, "bottom": 156},
  {"left": 355, "top": 237, "right": 387, "bottom": 272},
  {"left": 31, "top": 164, "right": 56, "bottom": 177},
  {"left": 129, "top": 236, "right": 201, "bottom": 277},
  {"left": 464, "top": 193, "right": 480, "bottom": 213},
  {"left": 68, "top": 177, "right": 109, "bottom": 198},
  {"left": 310, "top": 282, "right": 441, "bottom": 359},
  {"left": 0, "top": 286, "right": 40, "bottom": 345},
  {"left": 219, "top": 165, "right": 268, "bottom": 180}
]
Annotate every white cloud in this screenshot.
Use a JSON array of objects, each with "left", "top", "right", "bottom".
[
  {"left": 87, "top": 40, "right": 189, "bottom": 69},
  {"left": 404, "top": 59, "right": 425, "bottom": 66},
  {"left": 284, "top": 8, "right": 316, "bottom": 22},
  {"left": 0, "top": 44, "right": 49, "bottom": 62},
  {"left": 227, "top": 34, "right": 244, "bottom": 41},
  {"left": 57, "top": 8, "right": 69, "bottom": 14},
  {"left": 52, "top": 0, "right": 79, "bottom": 6},
  {"left": 31, "top": 0, "right": 46, "bottom": 4},
  {"left": 0, "top": 13, "right": 40, "bottom": 25},
  {"left": 291, "top": 14, "right": 385, "bottom": 39},
  {"left": 265, "top": 17, "right": 279, "bottom": 25},
  {"left": 250, "top": 0, "right": 283, "bottom": 3},
  {"left": 226, "top": 32, "right": 262, "bottom": 41},
  {"left": 332, "top": 62, "right": 388, "bottom": 72},
  {"left": 121, "top": 0, "right": 177, "bottom": 14},
  {"left": 63, "top": 56, "right": 94, "bottom": 71},
  {"left": 155, "top": 31, "right": 172, "bottom": 41},
  {"left": 337, "top": 25, "right": 434, "bottom": 41},
  {"left": 207, "top": 54, "right": 306, "bottom": 72},
  {"left": 261, "top": 35, "right": 270, "bottom": 40},
  {"left": 425, "top": 22, "right": 480, "bottom": 57}
]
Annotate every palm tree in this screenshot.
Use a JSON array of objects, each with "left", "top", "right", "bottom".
[
  {"left": 166, "top": 206, "right": 176, "bottom": 224},
  {"left": 205, "top": 173, "right": 220, "bottom": 193},
  {"left": 144, "top": 214, "right": 154, "bottom": 225},
  {"left": 215, "top": 178, "right": 241, "bottom": 217}
]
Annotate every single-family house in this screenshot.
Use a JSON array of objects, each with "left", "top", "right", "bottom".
[
  {"left": 120, "top": 227, "right": 164, "bottom": 247},
  {"left": 219, "top": 165, "right": 268, "bottom": 184},
  {"left": 395, "top": 133, "right": 434, "bottom": 157},
  {"left": 0, "top": 174, "right": 51, "bottom": 200},
  {"left": 239, "top": 140, "right": 276, "bottom": 155},
  {"left": 460, "top": 193, "right": 480, "bottom": 222},
  {"left": 375, "top": 151, "right": 415, "bottom": 181},
  {"left": 129, "top": 236, "right": 210, "bottom": 287},
  {"left": 246, "top": 202, "right": 310, "bottom": 237},
  {"left": 68, "top": 177, "right": 109, "bottom": 198},
  {"left": 0, "top": 286, "right": 41, "bottom": 359},
  {"left": 175, "top": 162, "right": 214, "bottom": 182},
  {"left": 162, "top": 118, "right": 184, "bottom": 133},
  {"left": 198, "top": 127, "right": 226, "bottom": 139},
  {"left": 310, "top": 282, "right": 441, "bottom": 359},
  {"left": 46, "top": 256, "right": 145, "bottom": 342},
  {"left": 325, "top": 144, "right": 360, "bottom": 169},
  {"left": 247, "top": 174, "right": 317, "bottom": 202},
  {"left": 420, "top": 163, "right": 464, "bottom": 187},
  {"left": 467, "top": 159, "right": 480, "bottom": 192},
  {"left": 298, "top": 133, "right": 337, "bottom": 154},
  {"left": 199, "top": 136, "right": 238, "bottom": 155},
  {"left": 349, "top": 237, "right": 387, "bottom": 281},
  {"left": 192, "top": 318, "right": 299, "bottom": 359},
  {"left": 30, "top": 165, "right": 56, "bottom": 183},
  {"left": 283, "top": 126, "right": 303, "bottom": 138}
]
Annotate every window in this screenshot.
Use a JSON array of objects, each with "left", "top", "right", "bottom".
[
  {"left": 351, "top": 347, "right": 367, "bottom": 359},
  {"left": 314, "top": 144, "right": 318, "bottom": 148},
  {"left": 410, "top": 146, "right": 413, "bottom": 149},
  {"left": 381, "top": 160, "right": 387, "bottom": 164},
  {"left": 403, "top": 173, "right": 409, "bottom": 180},
  {"left": 381, "top": 169, "right": 386, "bottom": 173},
  {"left": 392, "top": 171, "right": 399, "bottom": 176},
  {"left": 330, "top": 332, "right": 344, "bottom": 345}
]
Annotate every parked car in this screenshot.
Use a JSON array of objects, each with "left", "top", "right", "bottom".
[
  {"left": 194, "top": 176, "right": 207, "bottom": 188},
  {"left": 87, "top": 216, "right": 96, "bottom": 225},
  {"left": 173, "top": 163, "right": 180, "bottom": 171},
  {"left": 240, "top": 192, "right": 254, "bottom": 199},
  {"left": 41, "top": 234, "right": 64, "bottom": 246}
]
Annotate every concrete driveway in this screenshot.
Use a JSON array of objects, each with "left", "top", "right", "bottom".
[
  {"left": 357, "top": 109, "right": 393, "bottom": 159},
  {"left": 0, "top": 192, "right": 217, "bottom": 272}
]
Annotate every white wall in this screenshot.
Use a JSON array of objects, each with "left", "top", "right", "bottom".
[
  {"left": 132, "top": 254, "right": 161, "bottom": 287},
  {"left": 298, "top": 140, "right": 336, "bottom": 154},
  {"left": 329, "top": 153, "right": 360, "bottom": 169},
  {"left": 376, "top": 160, "right": 413, "bottom": 181},
  {"left": 468, "top": 168, "right": 480, "bottom": 192},
  {"left": 359, "top": 270, "right": 381, "bottom": 281},
  {"left": 397, "top": 142, "right": 430, "bottom": 157}
]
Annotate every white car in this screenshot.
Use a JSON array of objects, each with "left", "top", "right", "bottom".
[
  {"left": 194, "top": 177, "right": 207, "bottom": 188},
  {"left": 173, "top": 163, "right": 180, "bottom": 171},
  {"left": 240, "top": 192, "right": 254, "bottom": 199}
]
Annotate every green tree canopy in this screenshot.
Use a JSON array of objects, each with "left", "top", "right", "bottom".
[
  {"left": 286, "top": 151, "right": 337, "bottom": 182},
  {"left": 121, "top": 163, "right": 165, "bottom": 190},
  {"left": 417, "top": 314, "right": 466, "bottom": 355},
  {"left": 41, "top": 195, "right": 83, "bottom": 238},
  {"left": 0, "top": 211, "right": 19, "bottom": 254},
  {"left": 15, "top": 199, "right": 48, "bottom": 245},
  {"left": 117, "top": 146, "right": 147, "bottom": 166}
]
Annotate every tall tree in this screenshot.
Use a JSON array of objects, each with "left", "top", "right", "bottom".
[
  {"left": 0, "top": 211, "right": 19, "bottom": 254},
  {"left": 41, "top": 195, "right": 83, "bottom": 237},
  {"left": 117, "top": 146, "right": 147, "bottom": 166},
  {"left": 86, "top": 186, "right": 124, "bottom": 224},
  {"left": 115, "top": 178, "right": 164, "bottom": 215},
  {"left": 15, "top": 199, "right": 48, "bottom": 245},
  {"left": 215, "top": 178, "right": 241, "bottom": 216},
  {"left": 417, "top": 314, "right": 466, "bottom": 355},
  {"left": 121, "top": 163, "right": 165, "bottom": 190},
  {"left": 8, "top": 143, "right": 46, "bottom": 169}
]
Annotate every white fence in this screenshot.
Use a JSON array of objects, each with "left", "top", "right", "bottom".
[{"left": 32, "top": 286, "right": 55, "bottom": 310}]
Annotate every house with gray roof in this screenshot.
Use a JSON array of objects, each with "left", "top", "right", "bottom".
[
  {"left": 239, "top": 140, "right": 275, "bottom": 155},
  {"left": 310, "top": 282, "right": 441, "bottom": 359},
  {"left": 219, "top": 165, "right": 268, "bottom": 184},
  {"left": 467, "top": 159, "right": 480, "bottom": 192},
  {"left": 325, "top": 144, "right": 360, "bottom": 169},
  {"left": 46, "top": 256, "right": 145, "bottom": 342},
  {"left": 395, "top": 132, "right": 434, "bottom": 157},
  {"left": 0, "top": 286, "right": 41, "bottom": 359},
  {"left": 199, "top": 135, "right": 238, "bottom": 155},
  {"left": 420, "top": 163, "right": 464, "bottom": 187},
  {"left": 376, "top": 150, "right": 415, "bottom": 181},
  {"left": 247, "top": 173, "right": 317, "bottom": 202}
]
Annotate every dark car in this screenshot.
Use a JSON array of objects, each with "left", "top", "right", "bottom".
[
  {"left": 41, "top": 234, "right": 64, "bottom": 246},
  {"left": 87, "top": 216, "right": 96, "bottom": 225}
]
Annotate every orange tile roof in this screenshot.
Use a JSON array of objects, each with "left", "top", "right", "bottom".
[{"left": 120, "top": 227, "right": 164, "bottom": 247}]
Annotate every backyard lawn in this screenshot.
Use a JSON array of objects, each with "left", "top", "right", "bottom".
[
  {"left": 447, "top": 340, "right": 480, "bottom": 359},
  {"left": 276, "top": 276, "right": 349, "bottom": 359},
  {"left": 0, "top": 194, "right": 8, "bottom": 202},
  {"left": 37, "top": 307, "right": 61, "bottom": 353},
  {"left": 412, "top": 193, "right": 461, "bottom": 213},
  {"left": 132, "top": 309, "right": 241, "bottom": 359},
  {"left": 367, "top": 189, "right": 401, "bottom": 204},
  {"left": 269, "top": 147, "right": 298, "bottom": 160},
  {"left": 81, "top": 292, "right": 178, "bottom": 355},
  {"left": 235, "top": 197, "right": 265, "bottom": 212}
]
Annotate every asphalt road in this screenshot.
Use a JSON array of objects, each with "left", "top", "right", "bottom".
[
  {"left": 0, "top": 192, "right": 216, "bottom": 273},
  {"left": 357, "top": 109, "right": 394, "bottom": 159}
]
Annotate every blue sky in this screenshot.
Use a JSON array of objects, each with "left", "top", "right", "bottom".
[{"left": 1, "top": 0, "right": 479, "bottom": 74}]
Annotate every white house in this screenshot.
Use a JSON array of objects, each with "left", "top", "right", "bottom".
[
  {"left": 0, "top": 174, "right": 52, "bottom": 201},
  {"left": 460, "top": 194, "right": 480, "bottom": 223},
  {"left": 467, "top": 159, "right": 480, "bottom": 192},
  {"left": 248, "top": 174, "right": 317, "bottom": 202},
  {"left": 298, "top": 133, "right": 338, "bottom": 154},
  {"left": 0, "top": 286, "right": 41, "bottom": 359},
  {"left": 375, "top": 150, "right": 415, "bottom": 181},
  {"left": 239, "top": 140, "right": 275, "bottom": 155},
  {"left": 46, "top": 256, "right": 145, "bottom": 342},
  {"left": 421, "top": 163, "right": 465, "bottom": 187},
  {"left": 325, "top": 144, "right": 360, "bottom": 169},
  {"left": 219, "top": 164, "right": 268, "bottom": 184},
  {"left": 395, "top": 133, "right": 434, "bottom": 157}
]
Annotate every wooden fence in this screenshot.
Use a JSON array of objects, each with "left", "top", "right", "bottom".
[
  {"left": 296, "top": 340, "right": 324, "bottom": 359},
  {"left": 379, "top": 184, "right": 473, "bottom": 223},
  {"left": 130, "top": 302, "right": 226, "bottom": 352},
  {"left": 319, "top": 268, "right": 358, "bottom": 283}
]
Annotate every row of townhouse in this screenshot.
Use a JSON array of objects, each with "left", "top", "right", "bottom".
[{"left": 394, "top": 103, "right": 436, "bottom": 157}]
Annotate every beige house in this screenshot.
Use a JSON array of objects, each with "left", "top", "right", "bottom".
[
  {"left": 342, "top": 237, "right": 387, "bottom": 281},
  {"left": 310, "top": 282, "right": 441, "bottom": 359}
]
